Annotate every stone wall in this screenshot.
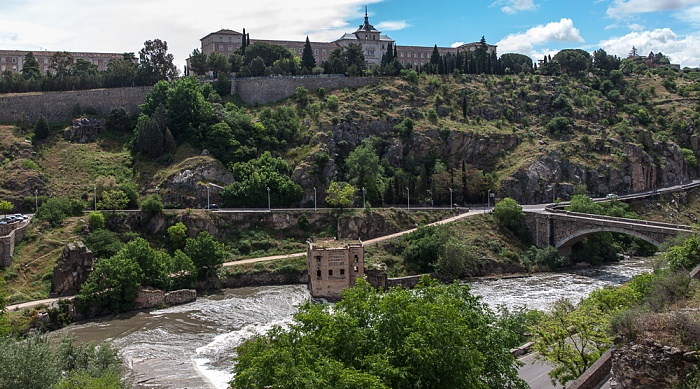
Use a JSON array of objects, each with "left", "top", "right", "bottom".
[
  {"left": 0, "top": 86, "right": 152, "bottom": 124},
  {"left": 611, "top": 340, "right": 698, "bottom": 388},
  {"left": 225, "top": 270, "right": 308, "bottom": 288},
  {"left": 567, "top": 349, "right": 612, "bottom": 389},
  {"left": 0, "top": 219, "right": 29, "bottom": 267},
  {"left": 235, "top": 75, "right": 381, "bottom": 105},
  {"left": 134, "top": 288, "right": 197, "bottom": 310}
]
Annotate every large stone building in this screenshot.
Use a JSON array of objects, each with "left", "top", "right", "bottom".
[
  {"left": 197, "top": 8, "right": 497, "bottom": 69},
  {"left": 0, "top": 50, "right": 125, "bottom": 74},
  {"left": 307, "top": 238, "right": 364, "bottom": 300}
]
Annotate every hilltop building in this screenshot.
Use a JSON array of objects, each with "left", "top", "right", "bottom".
[
  {"left": 0, "top": 50, "right": 125, "bottom": 74},
  {"left": 197, "top": 8, "right": 496, "bottom": 69},
  {"left": 307, "top": 238, "right": 365, "bottom": 300}
]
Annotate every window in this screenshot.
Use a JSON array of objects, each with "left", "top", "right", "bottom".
[
  {"left": 228, "top": 45, "right": 233, "bottom": 51},
  {"left": 322, "top": 49, "right": 327, "bottom": 55},
  {"left": 413, "top": 53, "right": 417, "bottom": 58},
  {"left": 237, "top": 37, "right": 241, "bottom": 42},
  {"left": 382, "top": 44, "right": 385, "bottom": 49},
  {"left": 365, "top": 35, "right": 368, "bottom": 40},
  {"left": 354, "top": 255, "right": 359, "bottom": 263},
  {"left": 228, "top": 36, "right": 232, "bottom": 42},
  {"left": 354, "top": 266, "right": 359, "bottom": 272},
  {"left": 329, "top": 269, "right": 333, "bottom": 276},
  {"left": 316, "top": 256, "right": 322, "bottom": 262},
  {"left": 400, "top": 52, "right": 404, "bottom": 58},
  {"left": 420, "top": 53, "right": 424, "bottom": 58},
  {"left": 340, "top": 269, "right": 345, "bottom": 276},
  {"left": 314, "top": 49, "right": 318, "bottom": 55},
  {"left": 316, "top": 269, "right": 322, "bottom": 278},
  {"left": 367, "top": 50, "right": 374, "bottom": 56},
  {"left": 12, "top": 57, "right": 17, "bottom": 64},
  {"left": 298, "top": 48, "right": 303, "bottom": 54},
  {"left": 218, "top": 44, "right": 223, "bottom": 51},
  {"left": 1, "top": 58, "right": 6, "bottom": 64}
]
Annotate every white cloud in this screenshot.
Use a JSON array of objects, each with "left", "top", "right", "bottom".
[
  {"left": 607, "top": 0, "right": 700, "bottom": 19},
  {"left": 599, "top": 28, "right": 700, "bottom": 67},
  {"left": 492, "top": 0, "right": 537, "bottom": 14},
  {"left": 375, "top": 20, "right": 411, "bottom": 31},
  {"left": 495, "top": 18, "right": 584, "bottom": 55},
  {"left": 676, "top": 4, "right": 700, "bottom": 25},
  {"left": 0, "top": 0, "right": 382, "bottom": 70},
  {"left": 628, "top": 23, "right": 645, "bottom": 31},
  {"left": 451, "top": 41, "right": 466, "bottom": 48}
]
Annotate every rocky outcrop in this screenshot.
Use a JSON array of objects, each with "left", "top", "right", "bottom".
[
  {"left": 501, "top": 140, "right": 687, "bottom": 204},
  {"left": 158, "top": 157, "right": 234, "bottom": 209},
  {"left": 63, "top": 117, "right": 105, "bottom": 143},
  {"left": 134, "top": 287, "right": 197, "bottom": 310},
  {"left": 611, "top": 340, "right": 698, "bottom": 388},
  {"left": 51, "top": 242, "right": 94, "bottom": 296}
]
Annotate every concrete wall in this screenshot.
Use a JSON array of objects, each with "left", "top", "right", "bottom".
[
  {"left": 0, "top": 219, "right": 29, "bottom": 267},
  {"left": 566, "top": 349, "right": 612, "bottom": 389},
  {"left": 235, "top": 75, "right": 381, "bottom": 105},
  {"left": 0, "top": 86, "right": 152, "bottom": 123}
]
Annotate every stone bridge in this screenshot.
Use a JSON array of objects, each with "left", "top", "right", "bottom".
[{"left": 525, "top": 211, "right": 694, "bottom": 255}]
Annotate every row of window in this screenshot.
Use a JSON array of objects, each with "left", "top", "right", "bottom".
[
  {"left": 315, "top": 266, "right": 360, "bottom": 278},
  {"left": 215, "top": 35, "right": 242, "bottom": 43}
]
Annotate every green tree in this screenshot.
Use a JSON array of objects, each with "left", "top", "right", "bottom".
[
  {"left": 140, "top": 194, "right": 163, "bottom": 218},
  {"left": 532, "top": 298, "right": 612, "bottom": 386},
  {"left": 83, "top": 229, "right": 124, "bottom": 260},
  {"left": 189, "top": 48, "right": 208, "bottom": 76},
  {"left": 207, "top": 52, "right": 229, "bottom": 79},
  {"left": 0, "top": 200, "right": 12, "bottom": 218},
  {"left": 344, "top": 43, "right": 366, "bottom": 76},
  {"left": 97, "top": 190, "right": 129, "bottom": 211},
  {"left": 552, "top": 49, "right": 592, "bottom": 76},
  {"left": 492, "top": 197, "right": 524, "bottom": 229},
  {"left": 21, "top": 52, "right": 41, "bottom": 79},
  {"left": 170, "top": 250, "right": 196, "bottom": 289},
  {"left": 325, "top": 181, "right": 356, "bottom": 209},
  {"left": 301, "top": 36, "right": 316, "bottom": 72},
  {"left": 231, "top": 278, "right": 527, "bottom": 389},
  {"left": 118, "top": 238, "right": 171, "bottom": 290},
  {"left": 184, "top": 231, "right": 227, "bottom": 280},
  {"left": 136, "top": 39, "right": 178, "bottom": 85},
  {"left": 435, "top": 237, "right": 480, "bottom": 279},
  {"left": 166, "top": 76, "right": 214, "bottom": 141},
  {"left": 136, "top": 114, "right": 164, "bottom": 157},
  {"left": 33, "top": 114, "right": 50, "bottom": 141},
  {"left": 500, "top": 53, "right": 533, "bottom": 74},
  {"left": 105, "top": 53, "right": 137, "bottom": 87},
  {"left": 666, "top": 235, "right": 700, "bottom": 271},
  {"left": 78, "top": 247, "right": 145, "bottom": 313},
  {"left": 49, "top": 51, "right": 74, "bottom": 80},
  {"left": 36, "top": 197, "right": 85, "bottom": 227},
  {"left": 345, "top": 139, "right": 384, "bottom": 206},
  {"left": 88, "top": 211, "right": 105, "bottom": 231},
  {"left": 106, "top": 107, "right": 132, "bottom": 133},
  {"left": 167, "top": 222, "right": 188, "bottom": 251}
]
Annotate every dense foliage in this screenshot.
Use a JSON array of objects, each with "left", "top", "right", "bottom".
[{"left": 231, "top": 278, "right": 528, "bottom": 389}]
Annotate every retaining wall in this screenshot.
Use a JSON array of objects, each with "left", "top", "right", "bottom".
[
  {"left": 566, "top": 349, "right": 612, "bottom": 389},
  {"left": 0, "top": 86, "right": 152, "bottom": 123},
  {"left": 0, "top": 219, "right": 30, "bottom": 267},
  {"left": 234, "top": 75, "right": 381, "bottom": 105}
]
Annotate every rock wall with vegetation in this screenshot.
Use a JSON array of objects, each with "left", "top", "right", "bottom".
[{"left": 235, "top": 75, "right": 380, "bottom": 105}]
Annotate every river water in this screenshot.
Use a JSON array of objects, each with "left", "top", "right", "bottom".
[{"left": 54, "top": 257, "right": 652, "bottom": 389}]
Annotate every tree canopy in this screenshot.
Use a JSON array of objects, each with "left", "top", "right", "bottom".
[{"left": 231, "top": 278, "right": 527, "bottom": 389}]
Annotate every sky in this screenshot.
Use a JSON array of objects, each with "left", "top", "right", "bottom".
[{"left": 2, "top": 0, "right": 700, "bottom": 71}]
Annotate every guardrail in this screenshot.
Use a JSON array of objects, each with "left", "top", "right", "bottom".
[{"left": 549, "top": 211, "right": 694, "bottom": 232}]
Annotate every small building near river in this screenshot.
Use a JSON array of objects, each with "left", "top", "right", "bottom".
[{"left": 306, "top": 238, "right": 364, "bottom": 300}]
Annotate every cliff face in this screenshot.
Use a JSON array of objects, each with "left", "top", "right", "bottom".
[{"left": 612, "top": 340, "right": 698, "bottom": 388}]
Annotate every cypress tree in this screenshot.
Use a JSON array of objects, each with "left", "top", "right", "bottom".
[
  {"left": 241, "top": 29, "right": 247, "bottom": 53},
  {"left": 33, "top": 114, "right": 49, "bottom": 141},
  {"left": 301, "top": 36, "right": 316, "bottom": 72}
]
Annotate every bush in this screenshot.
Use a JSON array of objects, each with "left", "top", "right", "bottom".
[
  {"left": 141, "top": 194, "right": 163, "bottom": 218},
  {"left": 492, "top": 198, "right": 524, "bottom": 230},
  {"left": 167, "top": 222, "right": 188, "bottom": 251},
  {"left": 83, "top": 229, "right": 124, "bottom": 259},
  {"left": 88, "top": 211, "right": 105, "bottom": 231},
  {"left": 36, "top": 197, "right": 85, "bottom": 227},
  {"left": 33, "top": 114, "right": 49, "bottom": 141},
  {"left": 326, "top": 95, "right": 339, "bottom": 111}
]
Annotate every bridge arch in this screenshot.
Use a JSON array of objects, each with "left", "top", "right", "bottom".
[{"left": 555, "top": 226, "right": 664, "bottom": 256}]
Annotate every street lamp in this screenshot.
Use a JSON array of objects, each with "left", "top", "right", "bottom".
[
  {"left": 93, "top": 187, "right": 97, "bottom": 211},
  {"left": 448, "top": 188, "right": 453, "bottom": 211},
  {"left": 206, "top": 184, "right": 210, "bottom": 210},
  {"left": 267, "top": 187, "right": 271, "bottom": 212},
  {"left": 406, "top": 187, "right": 410, "bottom": 211},
  {"left": 362, "top": 187, "right": 366, "bottom": 209},
  {"left": 487, "top": 189, "right": 491, "bottom": 212},
  {"left": 34, "top": 189, "right": 38, "bottom": 213},
  {"left": 313, "top": 187, "right": 317, "bottom": 212}
]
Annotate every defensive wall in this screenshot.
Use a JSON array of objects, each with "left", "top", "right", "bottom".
[
  {"left": 233, "top": 75, "right": 381, "bottom": 105},
  {"left": 0, "top": 219, "right": 30, "bottom": 267},
  {"left": 0, "top": 86, "right": 153, "bottom": 124}
]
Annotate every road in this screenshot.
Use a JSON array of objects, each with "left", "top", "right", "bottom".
[{"left": 518, "top": 353, "right": 560, "bottom": 389}]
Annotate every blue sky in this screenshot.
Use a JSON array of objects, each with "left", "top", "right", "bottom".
[{"left": 2, "top": 0, "right": 700, "bottom": 70}]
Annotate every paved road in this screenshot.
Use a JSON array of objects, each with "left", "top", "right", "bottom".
[
  {"left": 5, "top": 296, "right": 72, "bottom": 312},
  {"left": 518, "top": 353, "right": 561, "bottom": 389}
]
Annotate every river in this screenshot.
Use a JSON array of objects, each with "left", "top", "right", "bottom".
[{"left": 54, "top": 257, "right": 652, "bottom": 388}]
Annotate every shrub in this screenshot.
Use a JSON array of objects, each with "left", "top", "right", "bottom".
[
  {"left": 167, "top": 222, "right": 188, "bottom": 251},
  {"left": 141, "top": 194, "right": 163, "bottom": 218},
  {"left": 36, "top": 197, "right": 85, "bottom": 227},
  {"left": 33, "top": 114, "right": 49, "bottom": 141},
  {"left": 87, "top": 212, "right": 105, "bottom": 231},
  {"left": 326, "top": 95, "right": 339, "bottom": 112}
]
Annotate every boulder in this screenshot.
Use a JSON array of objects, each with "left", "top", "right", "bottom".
[
  {"left": 63, "top": 118, "right": 105, "bottom": 143},
  {"left": 51, "top": 242, "right": 94, "bottom": 296}
]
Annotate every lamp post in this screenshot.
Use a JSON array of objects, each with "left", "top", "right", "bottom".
[
  {"left": 362, "top": 187, "right": 366, "bottom": 209},
  {"left": 267, "top": 187, "right": 271, "bottom": 212},
  {"left": 487, "top": 189, "right": 491, "bottom": 212},
  {"left": 34, "top": 189, "right": 38, "bottom": 213},
  {"left": 93, "top": 187, "right": 96, "bottom": 211},
  {"left": 448, "top": 188, "right": 453, "bottom": 211},
  {"left": 206, "top": 184, "right": 210, "bottom": 210},
  {"left": 406, "top": 187, "right": 410, "bottom": 211},
  {"left": 313, "top": 187, "right": 317, "bottom": 212}
]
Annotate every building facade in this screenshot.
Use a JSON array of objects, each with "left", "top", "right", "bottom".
[
  {"left": 197, "top": 9, "right": 497, "bottom": 69},
  {"left": 0, "top": 50, "right": 125, "bottom": 74},
  {"left": 307, "top": 238, "right": 365, "bottom": 300}
]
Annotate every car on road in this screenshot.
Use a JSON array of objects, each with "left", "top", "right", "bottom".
[
  {"left": 605, "top": 193, "right": 618, "bottom": 199},
  {"left": 13, "top": 214, "right": 25, "bottom": 220},
  {"left": 204, "top": 204, "right": 220, "bottom": 211}
]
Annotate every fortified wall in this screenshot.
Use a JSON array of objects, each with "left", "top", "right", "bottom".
[
  {"left": 0, "top": 219, "right": 30, "bottom": 267},
  {"left": 234, "top": 75, "right": 381, "bottom": 105},
  {"left": 0, "top": 86, "right": 153, "bottom": 123}
]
